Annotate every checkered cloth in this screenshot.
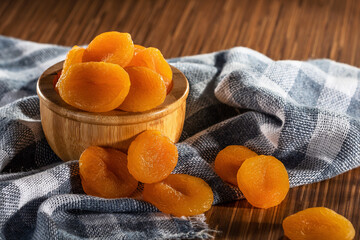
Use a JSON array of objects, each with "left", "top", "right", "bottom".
[{"left": 1, "top": 36, "right": 359, "bottom": 239}]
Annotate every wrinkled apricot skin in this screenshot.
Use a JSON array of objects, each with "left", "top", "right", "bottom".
[
  {"left": 54, "top": 46, "right": 85, "bottom": 92},
  {"left": 82, "top": 31, "right": 134, "bottom": 67},
  {"left": 133, "top": 44, "right": 145, "bottom": 55},
  {"left": 57, "top": 62, "right": 130, "bottom": 112},
  {"left": 79, "top": 146, "right": 138, "bottom": 198},
  {"left": 62, "top": 45, "right": 85, "bottom": 75},
  {"left": 237, "top": 155, "right": 289, "bottom": 209},
  {"left": 127, "top": 47, "right": 173, "bottom": 93},
  {"left": 283, "top": 207, "right": 355, "bottom": 240},
  {"left": 127, "top": 130, "right": 178, "bottom": 183},
  {"left": 118, "top": 66, "right": 166, "bottom": 112},
  {"left": 214, "top": 145, "right": 258, "bottom": 185},
  {"left": 143, "top": 174, "right": 214, "bottom": 217}
]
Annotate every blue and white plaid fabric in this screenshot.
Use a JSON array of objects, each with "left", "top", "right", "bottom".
[{"left": 0, "top": 35, "right": 359, "bottom": 239}]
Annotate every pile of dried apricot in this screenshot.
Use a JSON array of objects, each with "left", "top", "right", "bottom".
[
  {"left": 214, "top": 146, "right": 355, "bottom": 238},
  {"left": 214, "top": 145, "right": 289, "bottom": 209},
  {"left": 55, "top": 31, "right": 173, "bottom": 113},
  {"left": 58, "top": 32, "right": 357, "bottom": 237},
  {"left": 79, "top": 130, "right": 214, "bottom": 217},
  {"left": 78, "top": 137, "right": 356, "bottom": 236}
]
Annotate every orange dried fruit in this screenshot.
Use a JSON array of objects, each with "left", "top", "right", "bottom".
[
  {"left": 127, "top": 130, "right": 178, "bottom": 183},
  {"left": 57, "top": 62, "right": 130, "bottom": 112},
  {"left": 214, "top": 145, "right": 258, "bottom": 186},
  {"left": 143, "top": 174, "right": 214, "bottom": 217},
  {"left": 79, "top": 146, "right": 138, "bottom": 198},
  {"left": 54, "top": 46, "right": 85, "bottom": 92},
  {"left": 62, "top": 45, "right": 85, "bottom": 75},
  {"left": 237, "top": 155, "right": 289, "bottom": 209},
  {"left": 127, "top": 47, "right": 173, "bottom": 93},
  {"left": 134, "top": 44, "right": 145, "bottom": 55},
  {"left": 82, "top": 31, "right": 134, "bottom": 67},
  {"left": 283, "top": 207, "right": 355, "bottom": 240},
  {"left": 118, "top": 66, "right": 166, "bottom": 112},
  {"left": 53, "top": 70, "right": 62, "bottom": 92}
]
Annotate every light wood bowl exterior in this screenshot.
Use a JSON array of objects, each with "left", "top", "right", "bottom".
[{"left": 37, "top": 61, "right": 189, "bottom": 162}]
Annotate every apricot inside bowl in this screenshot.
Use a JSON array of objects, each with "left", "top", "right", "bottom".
[{"left": 37, "top": 61, "right": 189, "bottom": 162}]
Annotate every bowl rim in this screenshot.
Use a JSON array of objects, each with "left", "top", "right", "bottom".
[{"left": 37, "top": 61, "right": 189, "bottom": 125}]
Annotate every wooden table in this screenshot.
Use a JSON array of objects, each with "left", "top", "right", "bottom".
[{"left": 1, "top": 0, "right": 359, "bottom": 239}]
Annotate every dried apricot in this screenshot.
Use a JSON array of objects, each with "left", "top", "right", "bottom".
[
  {"left": 127, "top": 47, "right": 173, "bottom": 93},
  {"left": 214, "top": 145, "right": 258, "bottom": 186},
  {"left": 143, "top": 174, "right": 214, "bottom": 217},
  {"left": 283, "top": 207, "right": 355, "bottom": 240},
  {"left": 82, "top": 31, "right": 134, "bottom": 67},
  {"left": 134, "top": 44, "right": 145, "bottom": 55},
  {"left": 53, "top": 70, "right": 62, "bottom": 92},
  {"left": 62, "top": 45, "right": 85, "bottom": 75},
  {"left": 54, "top": 46, "right": 85, "bottom": 92},
  {"left": 57, "top": 62, "right": 130, "bottom": 112},
  {"left": 127, "top": 130, "right": 178, "bottom": 183},
  {"left": 237, "top": 155, "right": 289, "bottom": 209},
  {"left": 79, "top": 146, "right": 138, "bottom": 198},
  {"left": 118, "top": 66, "right": 166, "bottom": 112}
]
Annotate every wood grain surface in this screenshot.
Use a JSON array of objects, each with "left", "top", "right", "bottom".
[{"left": 1, "top": 0, "right": 359, "bottom": 239}]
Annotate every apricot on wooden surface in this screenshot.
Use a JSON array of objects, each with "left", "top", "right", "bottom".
[{"left": 282, "top": 207, "right": 355, "bottom": 240}]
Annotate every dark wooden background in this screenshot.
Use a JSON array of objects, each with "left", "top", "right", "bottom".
[{"left": 1, "top": 0, "right": 359, "bottom": 239}]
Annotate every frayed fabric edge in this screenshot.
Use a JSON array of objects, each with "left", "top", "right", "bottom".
[
  {"left": 176, "top": 214, "right": 219, "bottom": 239},
  {"left": 187, "top": 214, "right": 219, "bottom": 239}
]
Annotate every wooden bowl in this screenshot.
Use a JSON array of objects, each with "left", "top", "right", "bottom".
[{"left": 37, "top": 61, "right": 189, "bottom": 162}]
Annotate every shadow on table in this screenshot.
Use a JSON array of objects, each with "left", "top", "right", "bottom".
[{"left": 207, "top": 199, "right": 292, "bottom": 239}]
